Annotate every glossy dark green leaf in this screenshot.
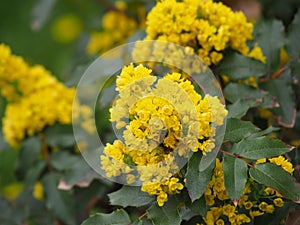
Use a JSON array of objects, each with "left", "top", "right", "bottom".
[
  {"left": 217, "top": 52, "right": 266, "bottom": 80},
  {"left": 42, "top": 173, "right": 75, "bottom": 225},
  {"left": 44, "top": 124, "right": 75, "bottom": 147},
  {"left": 249, "top": 163, "right": 300, "bottom": 200},
  {"left": 222, "top": 155, "right": 248, "bottom": 200},
  {"left": 17, "top": 136, "right": 41, "bottom": 172},
  {"left": 234, "top": 136, "right": 291, "bottom": 159},
  {"left": 224, "top": 118, "right": 260, "bottom": 142},
  {"left": 260, "top": 69, "right": 296, "bottom": 127},
  {"left": 286, "top": 11, "right": 300, "bottom": 80},
  {"left": 81, "top": 209, "right": 131, "bottom": 225},
  {"left": 253, "top": 19, "right": 285, "bottom": 74},
  {"left": 147, "top": 197, "right": 181, "bottom": 225},
  {"left": 108, "top": 185, "right": 155, "bottom": 207},
  {"left": 224, "top": 83, "right": 277, "bottom": 109},
  {"left": 227, "top": 99, "right": 252, "bottom": 118},
  {"left": 0, "top": 148, "right": 18, "bottom": 187},
  {"left": 186, "top": 152, "right": 214, "bottom": 202}
]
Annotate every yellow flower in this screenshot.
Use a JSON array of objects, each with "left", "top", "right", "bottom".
[
  {"left": 33, "top": 182, "right": 44, "bottom": 200},
  {"left": 1, "top": 182, "right": 23, "bottom": 200},
  {"left": 250, "top": 210, "right": 264, "bottom": 218},
  {"left": 273, "top": 198, "right": 284, "bottom": 207},
  {"left": 269, "top": 156, "right": 294, "bottom": 174},
  {"left": 157, "top": 191, "right": 168, "bottom": 207},
  {"left": 244, "top": 201, "right": 253, "bottom": 210},
  {"left": 256, "top": 158, "right": 267, "bottom": 164}
]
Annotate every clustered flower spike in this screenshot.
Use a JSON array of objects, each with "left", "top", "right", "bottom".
[
  {"left": 144, "top": 0, "right": 265, "bottom": 65},
  {"left": 197, "top": 158, "right": 291, "bottom": 225},
  {"left": 0, "top": 44, "right": 93, "bottom": 146},
  {"left": 101, "top": 63, "right": 227, "bottom": 206},
  {"left": 86, "top": 1, "right": 139, "bottom": 54}
]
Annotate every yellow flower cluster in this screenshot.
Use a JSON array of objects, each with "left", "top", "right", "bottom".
[
  {"left": 101, "top": 63, "right": 227, "bottom": 206},
  {"left": 0, "top": 44, "right": 93, "bottom": 146},
  {"left": 256, "top": 156, "right": 294, "bottom": 174},
  {"left": 143, "top": 0, "right": 265, "bottom": 65},
  {"left": 199, "top": 158, "right": 286, "bottom": 225},
  {"left": 87, "top": 2, "right": 141, "bottom": 54}
]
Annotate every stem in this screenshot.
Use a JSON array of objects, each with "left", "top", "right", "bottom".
[
  {"left": 127, "top": 212, "right": 148, "bottom": 225},
  {"left": 39, "top": 133, "right": 53, "bottom": 172},
  {"left": 260, "top": 66, "right": 286, "bottom": 82},
  {"left": 218, "top": 149, "right": 254, "bottom": 168}
]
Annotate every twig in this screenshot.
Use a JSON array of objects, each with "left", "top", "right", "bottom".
[
  {"left": 39, "top": 133, "right": 53, "bottom": 172},
  {"left": 218, "top": 149, "right": 254, "bottom": 168}
]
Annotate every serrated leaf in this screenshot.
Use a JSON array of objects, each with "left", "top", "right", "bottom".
[
  {"left": 227, "top": 99, "right": 252, "bottom": 118},
  {"left": 224, "top": 83, "right": 277, "bottom": 109},
  {"left": 260, "top": 69, "right": 296, "bottom": 127},
  {"left": 108, "top": 186, "right": 155, "bottom": 207},
  {"left": 249, "top": 163, "right": 300, "bottom": 200},
  {"left": 222, "top": 155, "right": 248, "bottom": 200},
  {"left": 234, "top": 136, "right": 291, "bottom": 160},
  {"left": 17, "top": 136, "right": 41, "bottom": 172},
  {"left": 81, "top": 209, "right": 131, "bottom": 225},
  {"left": 224, "top": 118, "right": 260, "bottom": 142},
  {"left": 217, "top": 52, "right": 266, "bottom": 80},
  {"left": 189, "top": 196, "right": 207, "bottom": 217},
  {"left": 44, "top": 124, "right": 75, "bottom": 147},
  {"left": 186, "top": 152, "right": 214, "bottom": 202},
  {"left": 286, "top": 11, "right": 300, "bottom": 80},
  {"left": 42, "top": 173, "right": 75, "bottom": 225},
  {"left": 249, "top": 126, "right": 280, "bottom": 138},
  {"left": 253, "top": 19, "right": 285, "bottom": 75},
  {"left": 147, "top": 197, "right": 181, "bottom": 225}
]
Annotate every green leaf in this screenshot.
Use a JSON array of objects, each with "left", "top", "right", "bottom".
[
  {"left": 286, "top": 11, "right": 300, "bottom": 80},
  {"left": 222, "top": 155, "right": 248, "bottom": 200},
  {"left": 249, "top": 126, "right": 280, "bottom": 138},
  {"left": 217, "top": 52, "right": 266, "bottom": 80},
  {"left": 42, "top": 173, "right": 75, "bottom": 225},
  {"left": 224, "top": 83, "right": 277, "bottom": 109},
  {"left": 108, "top": 186, "right": 155, "bottom": 207},
  {"left": 186, "top": 152, "right": 214, "bottom": 202},
  {"left": 44, "top": 124, "right": 75, "bottom": 147},
  {"left": 199, "top": 149, "right": 218, "bottom": 172},
  {"left": 249, "top": 163, "right": 300, "bottom": 200},
  {"left": 147, "top": 197, "right": 181, "bottom": 225},
  {"left": 224, "top": 118, "right": 260, "bottom": 142},
  {"left": 234, "top": 136, "right": 291, "bottom": 160},
  {"left": 227, "top": 99, "right": 252, "bottom": 118},
  {"left": 253, "top": 19, "right": 285, "bottom": 74},
  {"left": 17, "top": 136, "right": 41, "bottom": 173},
  {"left": 52, "top": 152, "right": 99, "bottom": 189},
  {"left": 0, "top": 148, "right": 18, "bottom": 187},
  {"left": 81, "top": 209, "right": 131, "bottom": 225},
  {"left": 259, "top": 69, "right": 296, "bottom": 127},
  {"left": 189, "top": 196, "right": 208, "bottom": 217}
]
